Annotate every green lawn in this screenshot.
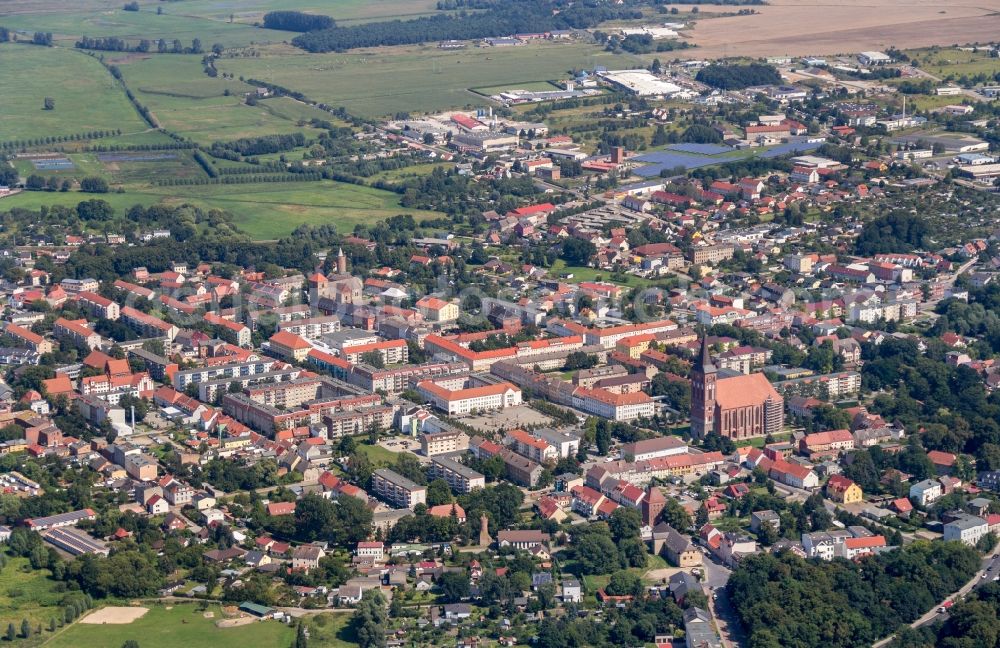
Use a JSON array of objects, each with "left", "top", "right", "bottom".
[
  {"left": 354, "top": 441, "right": 414, "bottom": 466},
  {"left": 217, "top": 42, "right": 631, "bottom": 117},
  {"left": 0, "top": 556, "right": 65, "bottom": 638},
  {"left": 548, "top": 259, "right": 678, "bottom": 289},
  {"left": 45, "top": 603, "right": 294, "bottom": 648},
  {"left": 0, "top": 44, "right": 149, "bottom": 143},
  {"left": 302, "top": 611, "right": 356, "bottom": 648}
]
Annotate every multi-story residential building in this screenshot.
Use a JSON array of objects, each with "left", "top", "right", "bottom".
[
  {"left": 415, "top": 296, "right": 460, "bottom": 323},
  {"left": 60, "top": 277, "right": 100, "bottom": 294},
  {"left": 204, "top": 313, "right": 252, "bottom": 347},
  {"left": 341, "top": 339, "right": 408, "bottom": 365},
  {"left": 533, "top": 428, "right": 581, "bottom": 459},
  {"left": 772, "top": 371, "right": 862, "bottom": 400},
  {"left": 910, "top": 479, "right": 943, "bottom": 506},
  {"left": 197, "top": 368, "right": 303, "bottom": 403},
  {"left": 53, "top": 318, "right": 102, "bottom": 350},
  {"left": 4, "top": 323, "right": 53, "bottom": 354},
  {"left": 347, "top": 361, "right": 466, "bottom": 394},
  {"left": 76, "top": 291, "right": 120, "bottom": 321},
  {"left": 372, "top": 468, "right": 427, "bottom": 509},
  {"left": 80, "top": 371, "right": 155, "bottom": 405},
  {"left": 267, "top": 331, "right": 312, "bottom": 361},
  {"left": 277, "top": 316, "right": 342, "bottom": 339},
  {"left": 505, "top": 428, "right": 557, "bottom": 464},
  {"left": 689, "top": 243, "right": 736, "bottom": 265},
  {"left": 323, "top": 404, "right": 395, "bottom": 438},
  {"left": 173, "top": 359, "right": 278, "bottom": 390},
  {"left": 420, "top": 429, "right": 470, "bottom": 456},
  {"left": 430, "top": 456, "right": 485, "bottom": 493},
  {"left": 120, "top": 307, "right": 179, "bottom": 342},
  {"left": 498, "top": 448, "right": 543, "bottom": 487},
  {"left": 943, "top": 516, "right": 989, "bottom": 546},
  {"left": 164, "top": 481, "right": 194, "bottom": 506},
  {"left": 826, "top": 475, "right": 863, "bottom": 504}
]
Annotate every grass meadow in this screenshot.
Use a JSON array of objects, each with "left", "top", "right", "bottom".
[
  {"left": 44, "top": 603, "right": 294, "bottom": 648},
  {"left": 0, "top": 180, "right": 441, "bottom": 239},
  {"left": 114, "top": 54, "right": 332, "bottom": 145},
  {"left": 0, "top": 556, "right": 65, "bottom": 640},
  {"left": 0, "top": 44, "right": 149, "bottom": 142},
  {"left": 217, "top": 42, "right": 629, "bottom": 117}
]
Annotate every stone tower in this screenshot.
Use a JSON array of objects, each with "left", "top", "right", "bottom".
[
  {"left": 642, "top": 484, "right": 666, "bottom": 527},
  {"left": 336, "top": 247, "right": 347, "bottom": 274},
  {"left": 478, "top": 513, "right": 492, "bottom": 547},
  {"left": 691, "top": 335, "right": 717, "bottom": 439}
]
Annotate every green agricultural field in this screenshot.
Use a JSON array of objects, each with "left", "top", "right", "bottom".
[
  {"left": 216, "top": 42, "right": 630, "bottom": 117},
  {"left": 139, "top": 181, "right": 443, "bottom": 239},
  {"left": 0, "top": 8, "right": 292, "bottom": 47},
  {"left": 115, "top": 54, "right": 331, "bottom": 144},
  {"left": 0, "top": 44, "right": 149, "bottom": 142},
  {"left": 0, "top": 180, "right": 442, "bottom": 239},
  {"left": 0, "top": 190, "right": 161, "bottom": 214},
  {"left": 0, "top": 556, "right": 66, "bottom": 637},
  {"left": 11, "top": 151, "right": 205, "bottom": 186},
  {"left": 906, "top": 47, "right": 1000, "bottom": 80},
  {"left": 45, "top": 604, "right": 294, "bottom": 648},
  {"left": 174, "top": 0, "right": 443, "bottom": 27}
]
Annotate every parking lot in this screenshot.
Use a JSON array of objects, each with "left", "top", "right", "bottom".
[{"left": 458, "top": 405, "right": 555, "bottom": 433}]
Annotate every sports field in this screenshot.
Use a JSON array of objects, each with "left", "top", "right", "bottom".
[
  {"left": 45, "top": 604, "right": 293, "bottom": 648},
  {"left": 0, "top": 44, "right": 149, "bottom": 142},
  {"left": 216, "top": 42, "right": 628, "bottom": 117}
]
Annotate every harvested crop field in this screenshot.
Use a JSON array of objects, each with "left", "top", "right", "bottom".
[
  {"left": 80, "top": 606, "right": 149, "bottom": 624},
  {"left": 676, "top": 0, "right": 1000, "bottom": 58}
]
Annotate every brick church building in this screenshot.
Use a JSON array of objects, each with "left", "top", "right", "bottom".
[{"left": 691, "top": 337, "right": 784, "bottom": 440}]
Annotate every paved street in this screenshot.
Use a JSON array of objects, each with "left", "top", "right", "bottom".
[{"left": 872, "top": 543, "right": 1000, "bottom": 647}]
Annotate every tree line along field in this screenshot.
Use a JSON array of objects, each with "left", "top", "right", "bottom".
[
  {"left": 0, "top": 44, "right": 149, "bottom": 143},
  {"left": 216, "top": 41, "right": 630, "bottom": 118}
]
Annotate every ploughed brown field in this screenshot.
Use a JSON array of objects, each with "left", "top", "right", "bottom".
[{"left": 675, "top": 0, "right": 1000, "bottom": 58}]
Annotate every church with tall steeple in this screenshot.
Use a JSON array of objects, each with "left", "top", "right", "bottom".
[
  {"left": 690, "top": 335, "right": 784, "bottom": 440},
  {"left": 691, "top": 335, "right": 717, "bottom": 439}
]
